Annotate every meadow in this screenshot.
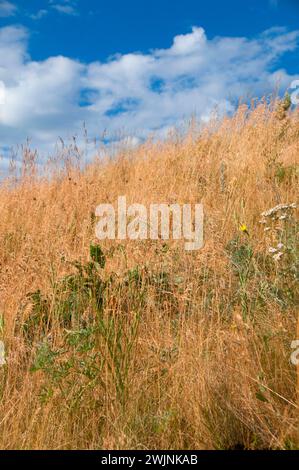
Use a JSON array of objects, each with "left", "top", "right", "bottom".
[{"left": 0, "top": 97, "right": 298, "bottom": 449}]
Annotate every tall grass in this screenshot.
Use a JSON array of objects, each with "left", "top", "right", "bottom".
[{"left": 0, "top": 98, "right": 298, "bottom": 449}]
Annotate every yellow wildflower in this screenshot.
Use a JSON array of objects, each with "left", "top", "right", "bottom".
[{"left": 239, "top": 224, "right": 249, "bottom": 235}]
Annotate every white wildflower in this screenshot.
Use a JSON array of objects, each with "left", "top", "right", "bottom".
[
  {"left": 269, "top": 247, "right": 277, "bottom": 253},
  {"left": 261, "top": 203, "right": 297, "bottom": 218},
  {"left": 273, "top": 252, "right": 283, "bottom": 262},
  {"left": 277, "top": 243, "right": 284, "bottom": 250}
]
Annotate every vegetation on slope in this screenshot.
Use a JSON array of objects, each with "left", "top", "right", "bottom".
[{"left": 0, "top": 98, "right": 298, "bottom": 449}]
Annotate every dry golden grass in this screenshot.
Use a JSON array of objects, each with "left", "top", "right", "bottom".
[{"left": 0, "top": 98, "right": 298, "bottom": 449}]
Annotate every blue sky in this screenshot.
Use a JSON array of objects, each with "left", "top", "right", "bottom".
[
  {"left": 0, "top": 0, "right": 299, "bottom": 170},
  {"left": 3, "top": 0, "right": 299, "bottom": 68}
]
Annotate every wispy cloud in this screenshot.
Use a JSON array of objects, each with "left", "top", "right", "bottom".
[
  {"left": 30, "top": 1, "right": 78, "bottom": 20},
  {"left": 29, "top": 9, "right": 49, "bottom": 21},
  {"left": 51, "top": 4, "right": 77, "bottom": 16},
  {"left": 0, "top": 0, "right": 17, "bottom": 17},
  {"left": 50, "top": 0, "right": 78, "bottom": 16}
]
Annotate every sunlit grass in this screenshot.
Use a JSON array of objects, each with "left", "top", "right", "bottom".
[{"left": 0, "top": 97, "right": 298, "bottom": 449}]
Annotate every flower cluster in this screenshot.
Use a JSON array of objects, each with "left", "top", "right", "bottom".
[
  {"left": 260, "top": 203, "right": 297, "bottom": 221},
  {"left": 259, "top": 203, "right": 297, "bottom": 262}
]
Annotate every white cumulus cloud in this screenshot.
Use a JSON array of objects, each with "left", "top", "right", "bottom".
[{"left": 0, "top": 24, "right": 299, "bottom": 172}]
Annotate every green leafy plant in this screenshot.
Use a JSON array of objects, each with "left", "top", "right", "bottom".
[{"left": 226, "top": 238, "right": 254, "bottom": 319}]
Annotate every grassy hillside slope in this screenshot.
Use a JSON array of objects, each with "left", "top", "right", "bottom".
[{"left": 0, "top": 100, "right": 298, "bottom": 449}]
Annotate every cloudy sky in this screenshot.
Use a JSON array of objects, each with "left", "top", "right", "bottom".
[{"left": 0, "top": 0, "right": 299, "bottom": 171}]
